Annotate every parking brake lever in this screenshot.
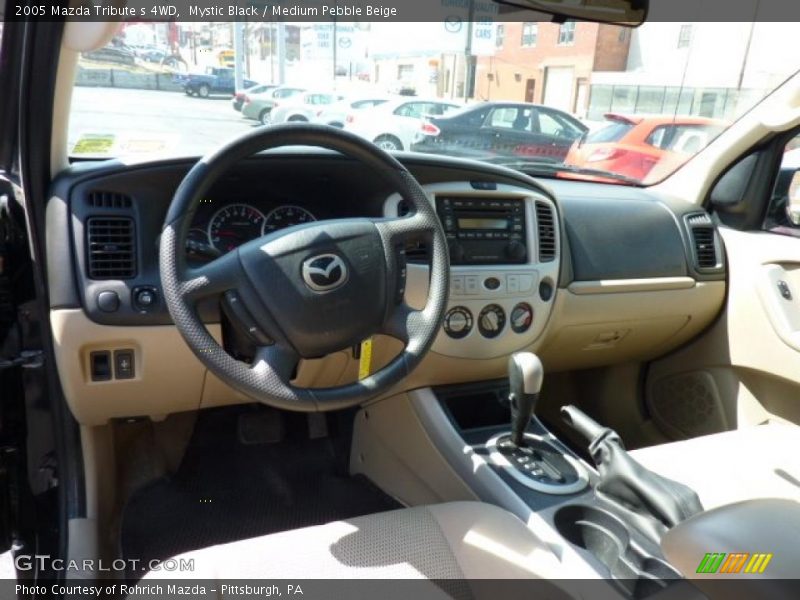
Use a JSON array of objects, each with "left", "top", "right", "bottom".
[{"left": 561, "top": 405, "right": 703, "bottom": 528}]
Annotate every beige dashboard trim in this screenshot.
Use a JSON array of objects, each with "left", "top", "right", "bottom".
[{"left": 568, "top": 277, "right": 697, "bottom": 295}]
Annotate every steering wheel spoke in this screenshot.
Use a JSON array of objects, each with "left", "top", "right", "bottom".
[
  {"left": 381, "top": 301, "right": 427, "bottom": 345},
  {"left": 181, "top": 250, "right": 244, "bottom": 303}
]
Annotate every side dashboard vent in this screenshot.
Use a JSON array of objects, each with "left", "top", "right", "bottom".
[
  {"left": 685, "top": 213, "right": 721, "bottom": 271},
  {"left": 86, "top": 217, "right": 137, "bottom": 279},
  {"left": 535, "top": 200, "right": 556, "bottom": 262},
  {"left": 86, "top": 191, "right": 133, "bottom": 209}
]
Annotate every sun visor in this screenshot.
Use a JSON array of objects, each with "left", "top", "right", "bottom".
[{"left": 63, "top": 21, "right": 121, "bottom": 52}]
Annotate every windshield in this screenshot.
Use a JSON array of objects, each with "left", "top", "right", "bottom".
[{"left": 68, "top": 19, "right": 800, "bottom": 185}]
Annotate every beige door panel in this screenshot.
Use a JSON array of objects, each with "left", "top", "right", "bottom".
[{"left": 646, "top": 228, "right": 800, "bottom": 436}]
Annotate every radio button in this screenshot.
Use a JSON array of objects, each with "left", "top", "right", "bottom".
[
  {"left": 507, "top": 275, "right": 520, "bottom": 293},
  {"left": 465, "top": 276, "right": 480, "bottom": 295},
  {"left": 451, "top": 276, "right": 465, "bottom": 295},
  {"left": 519, "top": 274, "right": 535, "bottom": 293}
]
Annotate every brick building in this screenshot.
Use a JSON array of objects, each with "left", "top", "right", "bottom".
[{"left": 475, "top": 21, "right": 630, "bottom": 117}]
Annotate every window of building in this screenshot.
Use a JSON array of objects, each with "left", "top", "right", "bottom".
[
  {"left": 521, "top": 23, "right": 538, "bottom": 47},
  {"left": 558, "top": 21, "right": 576, "bottom": 45},
  {"left": 496, "top": 24, "right": 505, "bottom": 48},
  {"left": 398, "top": 64, "right": 414, "bottom": 80},
  {"left": 678, "top": 24, "right": 693, "bottom": 49}
]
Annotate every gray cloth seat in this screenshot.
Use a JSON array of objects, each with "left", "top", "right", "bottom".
[{"left": 138, "top": 502, "right": 569, "bottom": 586}]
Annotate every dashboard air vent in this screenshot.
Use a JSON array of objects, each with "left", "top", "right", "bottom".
[
  {"left": 535, "top": 201, "right": 556, "bottom": 262},
  {"left": 86, "top": 191, "right": 133, "bottom": 209},
  {"left": 691, "top": 227, "right": 718, "bottom": 269},
  {"left": 86, "top": 217, "right": 136, "bottom": 279}
]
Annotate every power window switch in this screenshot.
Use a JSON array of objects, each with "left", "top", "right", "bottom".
[
  {"left": 114, "top": 350, "right": 135, "bottom": 380},
  {"left": 90, "top": 351, "right": 111, "bottom": 382}
]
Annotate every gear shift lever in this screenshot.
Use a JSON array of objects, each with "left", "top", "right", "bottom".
[{"left": 508, "top": 352, "right": 544, "bottom": 446}]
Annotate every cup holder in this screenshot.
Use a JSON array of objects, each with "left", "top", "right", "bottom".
[{"left": 554, "top": 504, "right": 681, "bottom": 598}]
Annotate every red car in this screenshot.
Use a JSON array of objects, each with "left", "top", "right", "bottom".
[{"left": 564, "top": 113, "right": 727, "bottom": 182}]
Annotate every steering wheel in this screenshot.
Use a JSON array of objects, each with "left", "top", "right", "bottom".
[{"left": 159, "top": 124, "right": 449, "bottom": 412}]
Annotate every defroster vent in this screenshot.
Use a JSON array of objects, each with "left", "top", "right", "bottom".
[{"left": 86, "top": 217, "right": 136, "bottom": 279}]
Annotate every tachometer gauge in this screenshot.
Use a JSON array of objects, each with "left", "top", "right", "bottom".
[
  {"left": 208, "top": 203, "right": 266, "bottom": 253},
  {"left": 264, "top": 205, "right": 316, "bottom": 233}
]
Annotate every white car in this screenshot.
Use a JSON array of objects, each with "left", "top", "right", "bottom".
[
  {"left": 343, "top": 97, "right": 462, "bottom": 151},
  {"left": 269, "top": 92, "right": 344, "bottom": 125},
  {"left": 314, "top": 97, "right": 390, "bottom": 129}
]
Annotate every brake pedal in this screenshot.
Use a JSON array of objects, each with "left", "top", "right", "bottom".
[{"left": 237, "top": 408, "right": 285, "bottom": 445}]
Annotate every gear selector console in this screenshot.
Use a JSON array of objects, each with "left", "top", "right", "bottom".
[{"left": 484, "top": 352, "right": 588, "bottom": 495}]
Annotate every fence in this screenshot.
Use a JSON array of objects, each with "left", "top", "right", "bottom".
[{"left": 75, "top": 66, "right": 184, "bottom": 92}]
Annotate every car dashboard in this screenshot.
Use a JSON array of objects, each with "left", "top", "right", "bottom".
[{"left": 47, "top": 151, "right": 727, "bottom": 425}]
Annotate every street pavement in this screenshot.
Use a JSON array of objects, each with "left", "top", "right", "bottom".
[{"left": 69, "top": 86, "right": 260, "bottom": 159}]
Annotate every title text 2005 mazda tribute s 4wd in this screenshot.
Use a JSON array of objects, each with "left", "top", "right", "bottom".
[{"left": 1, "top": 1, "right": 800, "bottom": 598}]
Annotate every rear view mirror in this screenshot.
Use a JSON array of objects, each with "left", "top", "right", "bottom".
[
  {"left": 496, "top": 0, "right": 648, "bottom": 26},
  {"left": 787, "top": 171, "right": 800, "bottom": 225}
]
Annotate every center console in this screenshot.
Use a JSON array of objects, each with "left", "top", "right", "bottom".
[
  {"left": 385, "top": 182, "right": 560, "bottom": 360},
  {"left": 405, "top": 353, "right": 703, "bottom": 599}
]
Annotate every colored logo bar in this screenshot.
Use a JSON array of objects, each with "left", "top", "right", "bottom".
[{"left": 696, "top": 552, "right": 773, "bottom": 574}]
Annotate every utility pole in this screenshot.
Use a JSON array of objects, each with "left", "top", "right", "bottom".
[
  {"left": 277, "top": 22, "right": 286, "bottom": 85},
  {"left": 234, "top": 21, "right": 245, "bottom": 91},
  {"left": 463, "top": 0, "right": 475, "bottom": 101}
]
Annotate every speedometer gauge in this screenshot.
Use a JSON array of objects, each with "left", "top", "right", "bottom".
[
  {"left": 264, "top": 205, "right": 316, "bottom": 233},
  {"left": 208, "top": 203, "right": 266, "bottom": 253}
]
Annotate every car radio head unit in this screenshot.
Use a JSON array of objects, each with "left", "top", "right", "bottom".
[{"left": 436, "top": 196, "right": 528, "bottom": 265}]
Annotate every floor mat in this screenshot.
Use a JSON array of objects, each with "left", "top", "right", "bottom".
[{"left": 120, "top": 406, "right": 401, "bottom": 570}]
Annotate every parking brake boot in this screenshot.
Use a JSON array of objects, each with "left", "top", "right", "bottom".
[{"left": 561, "top": 405, "right": 703, "bottom": 528}]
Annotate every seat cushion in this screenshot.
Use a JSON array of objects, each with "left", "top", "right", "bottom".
[
  {"left": 139, "top": 502, "right": 564, "bottom": 582},
  {"left": 631, "top": 422, "right": 800, "bottom": 510}
]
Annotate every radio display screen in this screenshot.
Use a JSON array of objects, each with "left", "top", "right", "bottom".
[{"left": 457, "top": 217, "right": 508, "bottom": 230}]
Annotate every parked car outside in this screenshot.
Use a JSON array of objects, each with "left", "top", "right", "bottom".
[
  {"left": 343, "top": 98, "right": 461, "bottom": 151},
  {"left": 182, "top": 66, "right": 258, "bottom": 98},
  {"left": 314, "top": 96, "right": 390, "bottom": 128},
  {"left": 564, "top": 113, "right": 727, "bottom": 181},
  {"left": 241, "top": 86, "right": 306, "bottom": 124},
  {"left": 232, "top": 83, "right": 278, "bottom": 112},
  {"left": 269, "top": 92, "right": 344, "bottom": 124},
  {"left": 411, "top": 102, "right": 587, "bottom": 162}
]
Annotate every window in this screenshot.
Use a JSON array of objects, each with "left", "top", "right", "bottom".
[
  {"left": 586, "top": 121, "right": 635, "bottom": 144},
  {"left": 537, "top": 109, "right": 583, "bottom": 138},
  {"left": 678, "top": 24, "right": 693, "bottom": 49},
  {"left": 488, "top": 107, "right": 531, "bottom": 131},
  {"left": 394, "top": 103, "right": 425, "bottom": 118},
  {"left": 558, "top": 22, "right": 576, "bottom": 45},
  {"left": 644, "top": 124, "right": 721, "bottom": 152},
  {"left": 398, "top": 64, "right": 414, "bottom": 80},
  {"left": 496, "top": 24, "right": 505, "bottom": 48},
  {"left": 521, "top": 23, "right": 538, "bottom": 47}
]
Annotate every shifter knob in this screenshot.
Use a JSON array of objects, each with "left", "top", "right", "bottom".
[{"left": 508, "top": 352, "right": 544, "bottom": 446}]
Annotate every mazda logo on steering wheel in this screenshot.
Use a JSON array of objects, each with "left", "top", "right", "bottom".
[{"left": 301, "top": 253, "right": 349, "bottom": 293}]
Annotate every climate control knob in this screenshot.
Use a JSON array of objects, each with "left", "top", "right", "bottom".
[
  {"left": 443, "top": 306, "right": 473, "bottom": 339},
  {"left": 510, "top": 302, "right": 534, "bottom": 334},
  {"left": 478, "top": 304, "right": 506, "bottom": 338}
]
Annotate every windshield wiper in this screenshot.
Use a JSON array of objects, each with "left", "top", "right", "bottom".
[{"left": 488, "top": 159, "right": 643, "bottom": 186}]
